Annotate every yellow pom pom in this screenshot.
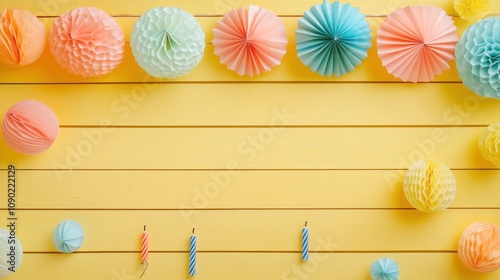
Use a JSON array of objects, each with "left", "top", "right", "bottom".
[
  {"left": 454, "top": 0, "right": 490, "bottom": 23},
  {"left": 479, "top": 124, "right": 500, "bottom": 166},
  {"left": 403, "top": 159, "right": 456, "bottom": 213}
]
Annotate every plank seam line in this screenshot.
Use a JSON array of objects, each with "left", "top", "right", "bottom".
[
  {"left": 57, "top": 125, "right": 488, "bottom": 128},
  {"left": 0, "top": 81, "right": 464, "bottom": 85},
  {"left": 2, "top": 168, "right": 497, "bottom": 171},
  {"left": 34, "top": 14, "right": 499, "bottom": 18},
  {"left": 3, "top": 207, "right": 499, "bottom": 211},
  {"left": 23, "top": 250, "right": 458, "bottom": 254}
]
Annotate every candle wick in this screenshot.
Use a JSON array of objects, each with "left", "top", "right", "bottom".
[
  {"left": 144, "top": 225, "right": 146, "bottom": 231},
  {"left": 139, "top": 261, "right": 148, "bottom": 278},
  {"left": 305, "top": 221, "right": 308, "bottom": 227},
  {"left": 192, "top": 228, "right": 195, "bottom": 234}
]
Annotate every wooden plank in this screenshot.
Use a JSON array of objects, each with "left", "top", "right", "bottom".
[
  {"left": 0, "top": 127, "right": 494, "bottom": 170},
  {"left": 2, "top": 0, "right": 499, "bottom": 16},
  {"left": 1, "top": 170, "right": 499, "bottom": 209},
  {"left": 0, "top": 17, "right": 471, "bottom": 83},
  {"left": 0, "top": 0, "right": 498, "bottom": 279},
  {"left": 4, "top": 210, "right": 500, "bottom": 252},
  {"left": 5, "top": 252, "right": 500, "bottom": 280},
  {"left": 1, "top": 84, "right": 496, "bottom": 126}
]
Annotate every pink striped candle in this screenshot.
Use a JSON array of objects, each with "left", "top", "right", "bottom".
[{"left": 141, "top": 225, "right": 149, "bottom": 262}]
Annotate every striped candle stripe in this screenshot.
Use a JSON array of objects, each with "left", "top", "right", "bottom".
[
  {"left": 189, "top": 229, "right": 197, "bottom": 276},
  {"left": 302, "top": 222, "right": 309, "bottom": 261}
]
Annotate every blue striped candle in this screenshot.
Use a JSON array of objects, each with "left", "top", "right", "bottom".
[
  {"left": 189, "top": 228, "right": 197, "bottom": 276},
  {"left": 302, "top": 222, "right": 309, "bottom": 261}
]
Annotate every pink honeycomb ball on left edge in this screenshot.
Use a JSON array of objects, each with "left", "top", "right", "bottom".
[
  {"left": 49, "top": 7, "right": 124, "bottom": 77},
  {"left": 2, "top": 100, "right": 59, "bottom": 155}
]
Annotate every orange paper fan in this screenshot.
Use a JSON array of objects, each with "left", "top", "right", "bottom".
[
  {"left": 0, "top": 8, "right": 46, "bottom": 67},
  {"left": 212, "top": 5, "right": 287, "bottom": 77},
  {"left": 377, "top": 6, "right": 458, "bottom": 82}
]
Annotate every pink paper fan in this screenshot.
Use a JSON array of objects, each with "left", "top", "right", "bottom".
[
  {"left": 377, "top": 6, "right": 458, "bottom": 82},
  {"left": 212, "top": 5, "right": 287, "bottom": 77}
]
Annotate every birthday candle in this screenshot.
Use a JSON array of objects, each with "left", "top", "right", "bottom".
[
  {"left": 302, "top": 222, "right": 309, "bottom": 261},
  {"left": 141, "top": 225, "right": 149, "bottom": 263},
  {"left": 189, "top": 228, "right": 197, "bottom": 276}
]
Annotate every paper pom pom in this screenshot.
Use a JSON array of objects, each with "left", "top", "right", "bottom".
[
  {"left": 0, "top": 228, "right": 23, "bottom": 277},
  {"left": 212, "top": 5, "right": 287, "bottom": 77},
  {"left": 458, "top": 222, "right": 500, "bottom": 272},
  {"left": 370, "top": 258, "right": 400, "bottom": 280},
  {"left": 0, "top": 8, "right": 46, "bottom": 67},
  {"left": 479, "top": 123, "right": 500, "bottom": 166},
  {"left": 377, "top": 6, "right": 458, "bottom": 82},
  {"left": 53, "top": 220, "right": 84, "bottom": 253},
  {"left": 403, "top": 159, "right": 456, "bottom": 212},
  {"left": 455, "top": 17, "right": 500, "bottom": 99},
  {"left": 50, "top": 7, "right": 124, "bottom": 77},
  {"left": 296, "top": 0, "right": 371, "bottom": 77},
  {"left": 131, "top": 7, "right": 205, "bottom": 79},
  {"left": 2, "top": 100, "right": 59, "bottom": 155},
  {"left": 454, "top": 0, "right": 490, "bottom": 23}
]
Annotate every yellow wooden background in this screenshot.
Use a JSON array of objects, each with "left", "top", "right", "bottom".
[{"left": 0, "top": 0, "right": 500, "bottom": 279}]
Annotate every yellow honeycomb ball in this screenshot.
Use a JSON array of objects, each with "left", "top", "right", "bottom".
[
  {"left": 403, "top": 159, "right": 456, "bottom": 212},
  {"left": 479, "top": 124, "right": 500, "bottom": 166}
]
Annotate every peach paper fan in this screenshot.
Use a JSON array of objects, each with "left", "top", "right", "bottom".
[
  {"left": 377, "top": 6, "right": 458, "bottom": 82},
  {"left": 212, "top": 5, "right": 287, "bottom": 77}
]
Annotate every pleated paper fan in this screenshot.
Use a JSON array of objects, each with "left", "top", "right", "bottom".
[
  {"left": 377, "top": 6, "right": 459, "bottom": 82},
  {"left": 296, "top": 0, "right": 372, "bottom": 77},
  {"left": 212, "top": 5, "right": 287, "bottom": 77}
]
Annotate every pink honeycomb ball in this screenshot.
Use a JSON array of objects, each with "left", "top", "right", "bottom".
[
  {"left": 2, "top": 100, "right": 59, "bottom": 155},
  {"left": 49, "top": 7, "right": 124, "bottom": 77}
]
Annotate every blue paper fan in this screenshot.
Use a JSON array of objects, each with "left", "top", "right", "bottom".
[{"left": 296, "top": 0, "right": 372, "bottom": 77}]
